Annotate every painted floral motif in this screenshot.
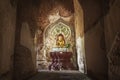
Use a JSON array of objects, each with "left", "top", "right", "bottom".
[{"left": 50, "top": 22, "right": 71, "bottom": 40}]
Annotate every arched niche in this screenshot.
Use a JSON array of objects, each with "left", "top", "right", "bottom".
[
  {"left": 44, "top": 19, "right": 75, "bottom": 53},
  {"left": 43, "top": 19, "right": 77, "bottom": 70}
]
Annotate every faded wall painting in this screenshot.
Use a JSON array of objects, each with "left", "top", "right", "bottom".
[{"left": 35, "top": 19, "right": 77, "bottom": 70}]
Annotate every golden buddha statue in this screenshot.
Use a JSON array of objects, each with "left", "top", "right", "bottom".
[{"left": 56, "top": 34, "right": 65, "bottom": 48}]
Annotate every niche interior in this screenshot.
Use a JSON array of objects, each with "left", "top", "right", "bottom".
[{"left": 34, "top": 0, "right": 86, "bottom": 73}]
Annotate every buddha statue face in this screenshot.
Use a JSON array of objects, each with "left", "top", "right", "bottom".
[{"left": 58, "top": 35, "right": 63, "bottom": 41}]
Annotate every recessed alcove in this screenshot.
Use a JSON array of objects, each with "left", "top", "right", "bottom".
[
  {"left": 36, "top": 19, "right": 77, "bottom": 70},
  {"left": 34, "top": 0, "right": 86, "bottom": 73}
]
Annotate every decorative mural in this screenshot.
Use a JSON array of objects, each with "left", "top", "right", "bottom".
[
  {"left": 44, "top": 19, "right": 73, "bottom": 49},
  {"left": 50, "top": 22, "right": 71, "bottom": 40},
  {"left": 41, "top": 19, "right": 76, "bottom": 70}
]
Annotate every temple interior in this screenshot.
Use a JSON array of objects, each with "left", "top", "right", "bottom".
[{"left": 0, "top": 0, "right": 120, "bottom": 80}]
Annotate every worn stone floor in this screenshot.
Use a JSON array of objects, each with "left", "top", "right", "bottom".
[{"left": 28, "top": 71, "right": 92, "bottom": 80}]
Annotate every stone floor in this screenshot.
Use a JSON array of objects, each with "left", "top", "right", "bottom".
[{"left": 28, "top": 71, "right": 92, "bottom": 80}]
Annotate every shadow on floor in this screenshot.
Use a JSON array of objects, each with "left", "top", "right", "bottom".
[{"left": 27, "top": 71, "right": 92, "bottom": 80}]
